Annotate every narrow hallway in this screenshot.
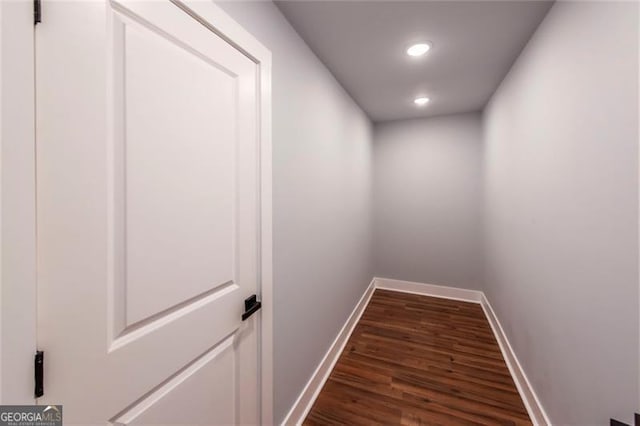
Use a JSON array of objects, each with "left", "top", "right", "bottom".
[
  {"left": 305, "top": 290, "right": 530, "bottom": 425},
  {"left": 1, "top": 0, "right": 637, "bottom": 424}
]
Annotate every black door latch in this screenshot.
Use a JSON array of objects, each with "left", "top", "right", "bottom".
[{"left": 242, "top": 294, "right": 262, "bottom": 321}]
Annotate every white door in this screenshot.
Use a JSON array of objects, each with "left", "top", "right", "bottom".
[{"left": 36, "top": 1, "right": 264, "bottom": 424}]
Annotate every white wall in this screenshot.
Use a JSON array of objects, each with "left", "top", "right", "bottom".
[
  {"left": 373, "top": 113, "right": 483, "bottom": 290},
  {"left": 483, "top": 1, "right": 639, "bottom": 424},
  {"left": 219, "top": 1, "right": 639, "bottom": 423},
  {"left": 216, "top": 2, "right": 374, "bottom": 423}
]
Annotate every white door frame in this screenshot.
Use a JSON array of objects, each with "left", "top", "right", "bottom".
[
  {"left": 0, "top": 1, "right": 273, "bottom": 423},
  {"left": 0, "top": 0, "right": 38, "bottom": 405}
]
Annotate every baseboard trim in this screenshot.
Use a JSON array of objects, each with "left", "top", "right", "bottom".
[
  {"left": 280, "top": 279, "right": 376, "bottom": 426},
  {"left": 373, "top": 277, "right": 483, "bottom": 303},
  {"left": 480, "top": 294, "right": 551, "bottom": 426},
  {"left": 281, "top": 277, "right": 549, "bottom": 426}
]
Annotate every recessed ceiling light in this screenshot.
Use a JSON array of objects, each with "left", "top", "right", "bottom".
[
  {"left": 414, "top": 97, "right": 430, "bottom": 106},
  {"left": 406, "top": 43, "right": 431, "bottom": 57}
]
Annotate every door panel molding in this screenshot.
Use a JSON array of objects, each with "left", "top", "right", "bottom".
[
  {"left": 110, "top": 333, "right": 238, "bottom": 425},
  {"left": 109, "top": 282, "right": 239, "bottom": 352},
  {"left": 107, "top": 3, "right": 248, "bottom": 337}
]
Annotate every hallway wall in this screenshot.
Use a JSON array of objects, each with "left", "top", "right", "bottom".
[
  {"left": 373, "top": 113, "right": 483, "bottom": 290},
  {"left": 219, "top": 1, "right": 638, "bottom": 423},
  {"left": 216, "top": 2, "right": 374, "bottom": 423},
  {"left": 482, "top": 1, "right": 639, "bottom": 424}
]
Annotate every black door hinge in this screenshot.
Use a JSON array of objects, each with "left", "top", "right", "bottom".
[
  {"left": 34, "top": 0, "right": 41, "bottom": 25},
  {"left": 34, "top": 351, "right": 44, "bottom": 398}
]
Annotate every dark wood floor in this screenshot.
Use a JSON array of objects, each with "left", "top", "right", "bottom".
[{"left": 304, "top": 290, "right": 532, "bottom": 426}]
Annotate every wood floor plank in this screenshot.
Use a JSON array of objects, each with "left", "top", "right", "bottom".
[{"left": 303, "top": 289, "right": 532, "bottom": 425}]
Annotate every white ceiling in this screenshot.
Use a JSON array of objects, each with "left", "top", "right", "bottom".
[{"left": 275, "top": 1, "right": 553, "bottom": 122}]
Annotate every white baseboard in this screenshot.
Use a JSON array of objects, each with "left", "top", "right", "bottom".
[
  {"left": 480, "top": 294, "right": 551, "bottom": 426},
  {"left": 373, "top": 277, "right": 483, "bottom": 303},
  {"left": 280, "top": 279, "right": 376, "bottom": 426},
  {"left": 281, "top": 277, "right": 549, "bottom": 426}
]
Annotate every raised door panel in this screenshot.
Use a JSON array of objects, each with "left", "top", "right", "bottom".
[
  {"left": 111, "top": 335, "right": 237, "bottom": 426},
  {"left": 113, "top": 10, "right": 237, "bottom": 329}
]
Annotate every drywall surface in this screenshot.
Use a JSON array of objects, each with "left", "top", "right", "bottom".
[
  {"left": 373, "top": 113, "right": 483, "bottom": 290},
  {"left": 483, "top": 1, "right": 639, "bottom": 424},
  {"left": 216, "top": 2, "right": 374, "bottom": 423}
]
